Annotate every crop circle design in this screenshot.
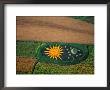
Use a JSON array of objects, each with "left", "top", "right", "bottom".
[{"left": 35, "top": 42, "right": 89, "bottom": 65}]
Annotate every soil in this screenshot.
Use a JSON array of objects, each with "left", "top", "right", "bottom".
[{"left": 16, "top": 16, "right": 94, "bottom": 44}]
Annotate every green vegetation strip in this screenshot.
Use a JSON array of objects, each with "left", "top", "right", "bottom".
[
  {"left": 16, "top": 41, "right": 43, "bottom": 57},
  {"left": 33, "top": 62, "right": 94, "bottom": 74},
  {"left": 69, "top": 16, "right": 94, "bottom": 24}
]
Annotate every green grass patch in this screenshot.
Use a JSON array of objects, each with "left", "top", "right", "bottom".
[
  {"left": 81, "top": 45, "right": 94, "bottom": 65},
  {"left": 69, "top": 16, "right": 94, "bottom": 24},
  {"left": 16, "top": 40, "right": 43, "bottom": 57}
]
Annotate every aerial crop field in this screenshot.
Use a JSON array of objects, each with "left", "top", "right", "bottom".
[{"left": 16, "top": 16, "right": 94, "bottom": 74}]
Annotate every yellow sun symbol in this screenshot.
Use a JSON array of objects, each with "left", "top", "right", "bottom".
[{"left": 44, "top": 45, "right": 63, "bottom": 60}]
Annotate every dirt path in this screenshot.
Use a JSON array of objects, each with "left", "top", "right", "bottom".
[{"left": 16, "top": 16, "right": 94, "bottom": 44}]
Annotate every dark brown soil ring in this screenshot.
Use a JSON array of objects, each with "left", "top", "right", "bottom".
[
  {"left": 16, "top": 56, "right": 38, "bottom": 74},
  {"left": 16, "top": 16, "right": 94, "bottom": 44}
]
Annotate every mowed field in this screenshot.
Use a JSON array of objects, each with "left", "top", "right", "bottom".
[
  {"left": 16, "top": 16, "right": 94, "bottom": 44},
  {"left": 16, "top": 16, "right": 94, "bottom": 74}
]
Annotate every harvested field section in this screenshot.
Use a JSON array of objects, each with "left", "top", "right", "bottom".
[
  {"left": 16, "top": 16, "right": 94, "bottom": 44},
  {"left": 16, "top": 57, "right": 37, "bottom": 74}
]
